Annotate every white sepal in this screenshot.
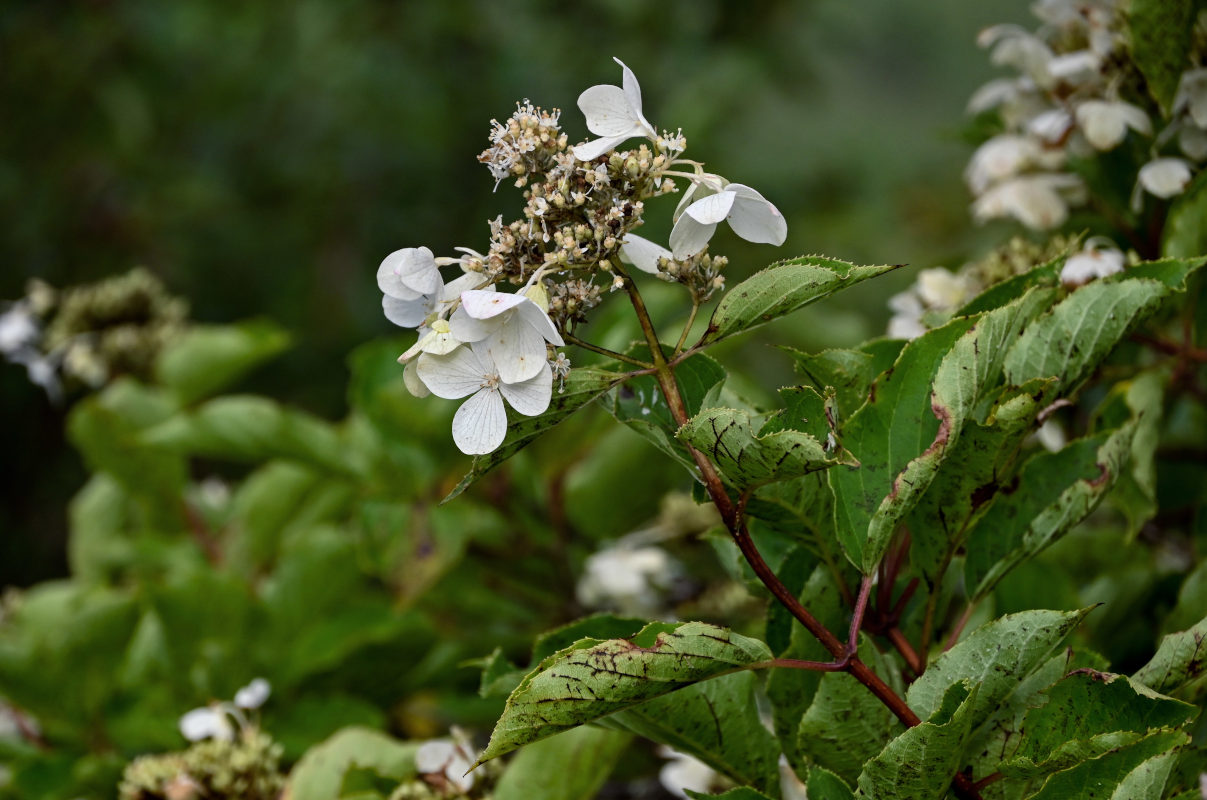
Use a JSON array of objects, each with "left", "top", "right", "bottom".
[
  {"left": 498, "top": 362, "right": 553, "bottom": 416},
  {"left": 417, "top": 347, "right": 487, "bottom": 400},
  {"left": 620, "top": 234, "right": 674, "bottom": 274},
  {"left": 383, "top": 294, "right": 431, "bottom": 329},
  {"left": 1138, "top": 158, "right": 1192, "bottom": 199},
  {"left": 451, "top": 386, "right": 508, "bottom": 455}
]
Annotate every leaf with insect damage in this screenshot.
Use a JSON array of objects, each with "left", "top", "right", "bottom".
[{"left": 475, "top": 621, "right": 771, "bottom": 766}]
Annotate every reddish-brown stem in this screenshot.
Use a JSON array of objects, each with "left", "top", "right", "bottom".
[
  {"left": 972, "top": 772, "right": 1004, "bottom": 791},
  {"left": 889, "top": 628, "right": 926, "bottom": 677},
  {"left": 619, "top": 272, "right": 982, "bottom": 800},
  {"left": 945, "top": 602, "right": 977, "bottom": 651}
]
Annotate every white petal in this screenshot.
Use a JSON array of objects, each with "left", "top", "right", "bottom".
[
  {"left": 499, "top": 362, "right": 553, "bottom": 416},
  {"left": 448, "top": 304, "right": 493, "bottom": 343},
  {"left": 451, "top": 388, "right": 508, "bottom": 455},
  {"left": 234, "top": 678, "right": 271, "bottom": 709},
  {"left": 416, "top": 347, "right": 486, "bottom": 400},
  {"left": 669, "top": 214, "right": 718, "bottom": 260},
  {"left": 380, "top": 247, "right": 442, "bottom": 296},
  {"left": 672, "top": 173, "right": 726, "bottom": 221},
  {"left": 179, "top": 708, "right": 233, "bottom": 742},
  {"left": 1138, "top": 158, "right": 1192, "bottom": 198},
  {"left": 621, "top": 234, "right": 674, "bottom": 274},
  {"left": 1179, "top": 126, "right": 1207, "bottom": 161},
  {"left": 615, "top": 57, "right": 653, "bottom": 135},
  {"left": 1175, "top": 69, "right": 1207, "bottom": 129},
  {"left": 1046, "top": 50, "right": 1099, "bottom": 84},
  {"left": 416, "top": 740, "right": 456, "bottom": 774},
  {"left": 460, "top": 289, "right": 528, "bottom": 320},
  {"left": 578, "top": 85, "right": 645, "bottom": 138},
  {"left": 1076, "top": 100, "right": 1147, "bottom": 150},
  {"left": 726, "top": 184, "right": 788, "bottom": 246},
  {"left": 683, "top": 191, "right": 737, "bottom": 225},
  {"left": 486, "top": 320, "right": 547, "bottom": 384},
  {"left": 515, "top": 301, "right": 564, "bottom": 346},
  {"left": 441, "top": 272, "right": 484, "bottom": 302},
  {"left": 572, "top": 134, "right": 631, "bottom": 162},
  {"left": 383, "top": 295, "right": 431, "bottom": 328},
  {"left": 1028, "top": 109, "right": 1073, "bottom": 143},
  {"left": 377, "top": 259, "right": 423, "bottom": 300},
  {"left": 402, "top": 359, "right": 430, "bottom": 398}
]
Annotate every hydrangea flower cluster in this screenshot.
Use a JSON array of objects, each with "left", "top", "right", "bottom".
[
  {"left": 966, "top": 0, "right": 1207, "bottom": 230},
  {"left": 379, "top": 58, "right": 787, "bottom": 455}
]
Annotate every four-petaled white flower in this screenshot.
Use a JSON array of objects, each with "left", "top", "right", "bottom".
[
  {"left": 179, "top": 706, "right": 234, "bottom": 742},
  {"left": 1060, "top": 239, "right": 1125, "bottom": 287},
  {"left": 669, "top": 184, "right": 787, "bottom": 259},
  {"left": 378, "top": 247, "right": 443, "bottom": 303},
  {"left": 417, "top": 341, "right": 553, "bottom": 455},
  {"left": 415, "top": 737, "right": 475, "bottom": 793},
  {"left": 576, "top": 545, "right": 679, "bottom": 617},
  {"left": 1075, "top": 100, "right": 1151, "bottom": 151},
  {"left": 1138, "top": 158, "right": 1192, "bottom": 199},
  {"left": 964, "top": 134, "right": 1063, "bottom": 195},
  {"left": 572, "top": 57, "right": 657, "bottom": 161},
  {"left": 383, "top": 266, "right": 480, "bottom": 330},
  {"left": 657, "top": 746, "right": 719, "bottom": 800},
  {"left": 449, "top": 290, "right": 564, "bottom": 384},
  {"left": 972, "top": 173, "right": 1084, "bottom": 230},
  {"left": 233, "top": 677, "right": 271, "bottom": 710},
  {"left": 1175, "top": 68, "right": 1207, "bottom": 129}
]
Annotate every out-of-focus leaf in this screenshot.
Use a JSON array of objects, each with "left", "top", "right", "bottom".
[
  {"left": 856, "top": 682, "right": 978, "bottom": 799},
  {"left": 475, "top": 622, "right": 771, "bottom": 765},
  {"left": 1163, "top": 172, "right": 1207, "bottom": 258},
  {"left": 443, "top": 367, "right": 625, "bottom": 502},
  {"left": 285, "top": 727, "right": 419, "bottom": 800},
  {"left": 156, "top": 319, "right": 290, "bottom": 404},
  {"left": 1126, "top": 0, "right": 1196, "bottom": 113},
  {"left": 494, "top": 725, "right": 631, "bottom": 800},
  {"left": 1094, "top": 371, "right": 1164, "bottom": 538},
  {"left": 784, "top": 339, "right": 904, "bottom": 419},
  {"left": 605, "top": 672, "right": 781, "bottom": 794},
  {"left": 140, "top": 395, "right": 359, "bottom": 475},
  {"left": 964, "top": 426, "right": 1135, "bottom": 599},
  {"left": 698, "top": 257, "right": 898, "bottom": 345}
]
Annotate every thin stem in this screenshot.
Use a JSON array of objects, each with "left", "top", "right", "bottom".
[
  {"left": 673, "top": 300, "right": 700, "bottom": 356},
  {"left": 849, "top": 575, "right": 873, "bottom": 652},
  {"left": 621, "top": 271, "right": 981, "bottom": 800},
  {"left": 972, "top": 773, "right": 1004, "bottom": 791},
  {"left": 944, "top": 602, "right": 977, "bottom": 651},
  {"left": 889, "top": 628, "right": 925, "bottom": 677},
  {"left": 563, "top": 333, "right": 652, "bottom": 368},
  {"left": 748, "top": 657, "right": 852, "bottom": 672}
]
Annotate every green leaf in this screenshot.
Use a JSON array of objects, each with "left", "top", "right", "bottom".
[
  {"left": 907, "top": 609, "right": 1090, "bottom": 730},
  {"left": 476, "top": 622, "right": 771, "bottom": 765},
  {"left": 784, "top": 339, "right": 904, "bottom": 417},
  {"left": 796, "top": 635, "right": 904, "bottom": 783},
  {"left": 1003, "top": 672, "right": 1195, "bottom": 779},
  {"left": 1163, "top": 172, "right": 1207, "bottom": 258},
  {"left": 677, "top": 405, "right": 851, "bottom": 492},
  {"left": 609, "top": 351, "right": 726, "bottom": 473},
  {"left": 964, "top": 426, "right": 1136, "bottom": 599},
  {"left": 442, "top": 367, "right": 625, "bottom": 502},
  {"left": 685, "top": 790, "right": 776, "bottom": 800},
  {"left": 699, "top": 257, "right": 898, "bottom": 345},
  {"left": 856, "top": 682, "right": 979, "bottom": 800},
  {"left": 1003, "top": 278, "right": 1170, "bottom": 393},
  {"left": 1126, "top": 0, "right": 1196, "bottom": 113},
  {"left": 1134, "top": 613, "right": 1207, "bottom": 696},
  {"left": 831, "top": 291, "right": 1051, "bottom": 572},
  {"left": 958, "top": 255, "right": 1064, "bottom": 316},
  {"left": 909, "top": 379, "right": 1057, "bottom": 585},
  {"left": 155, "top": 319, "right": 290, "bottom": 404},
  {"left": 1094, "top": 371, "right": 1164, "bottom": 538},
  {"left": 766, "top": 565, "right": 849, "bottom": 771},
  {"left": 494, "top": 726, "right": 631, "bottom": 800},
  {"left": 67, "top": 474, "right": 136, "bottom": 584},
  {"left": 1023, "top": 730, "right": 1186, "bottom": 800},
  {"left": 140, "top": 395, "right": 359, "bottom": 475},
  {"left": 807, "top": 767, "right": 855, "bottom": 800},
  {"left": 285, "top": 727, "right": 419, "bottom": 800},
  {"left": 604, "top": 671, "right": 781, "bottom": 794}
]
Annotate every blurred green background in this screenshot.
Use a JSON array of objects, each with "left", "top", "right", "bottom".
[{"left": 0, "top": 0, "right": 1028, "bottom": 586}]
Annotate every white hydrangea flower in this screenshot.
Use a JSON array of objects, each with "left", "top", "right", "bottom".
[
  {"left": 1045, "top": 50, "right": 1101, "bottom": 86},
  {"left": 916, "top": 268, "right": 970, "bottom": 309},
  {"left": 448, "top": 290, "right": 563, "bottom": 384},
  {"left": 619, "top": 234, "right": 674, "bottom": 275},
  {"left": 887, "top": 290, "right": 927, "bottom": 341},
  {"left": 383, "top": 267, "right": 480, "bottom": 330},
  {"left": 669, "top": 184, "right": 787, "bottom": 259},
  {"left": 1027, "top": 108, "right": 1074, "bottom": 143},
  {"left": 672, "top": 172, "right": 728, "bottom": 221},
  {"left": 416, "top": 341, "right": 553, "bottom": 455},
  {"left": 0, "top": 305, "right": 39, "bottom": 357},
  {"left": 1175, "top": 68, "right": 1207, "bottom": 129},
  {"left": 378, "top": 247, "right": 443, "bottom": 302},
  {"left": 233, "top": 678, "right": 271, "bottom": 710},
  {"left": 1138, "top": 158, "right": 1193, "bottom": 199},
  {"left": 415, "top": 738, "right": 475, "bottom": 793},
  {"left": 576, "top": 545, "right": 678, "bottom": 617},
  {"left": 979, "top": 25, "right": 1056, "bottom": 86},
  {"left": 964, "top": 135, "right": 1063, "bottom": 195},
  {"left": 1074, "top": 100, "right": 1151, "bottom": 150},
  {"left": 178, "top": 706, "right": 234, "bottom": 742},
  {"left": 1179, "top": 125, "right": 1207, "bottom": 162},
  {"left": 972, "top": 174, "right": 1083, "bottom": 230},
  {"left": 1060, "top": 240, "right": 1125, "bottom": 287},
  {"left": 657, "top": 746, "right": 718, "bottom": 800},
  {"left": 572, "top": 57, "right": 657, "bottom": 161},
  {"left": 1034, "top": 418, "right": 1067, "bottom": 453}
]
